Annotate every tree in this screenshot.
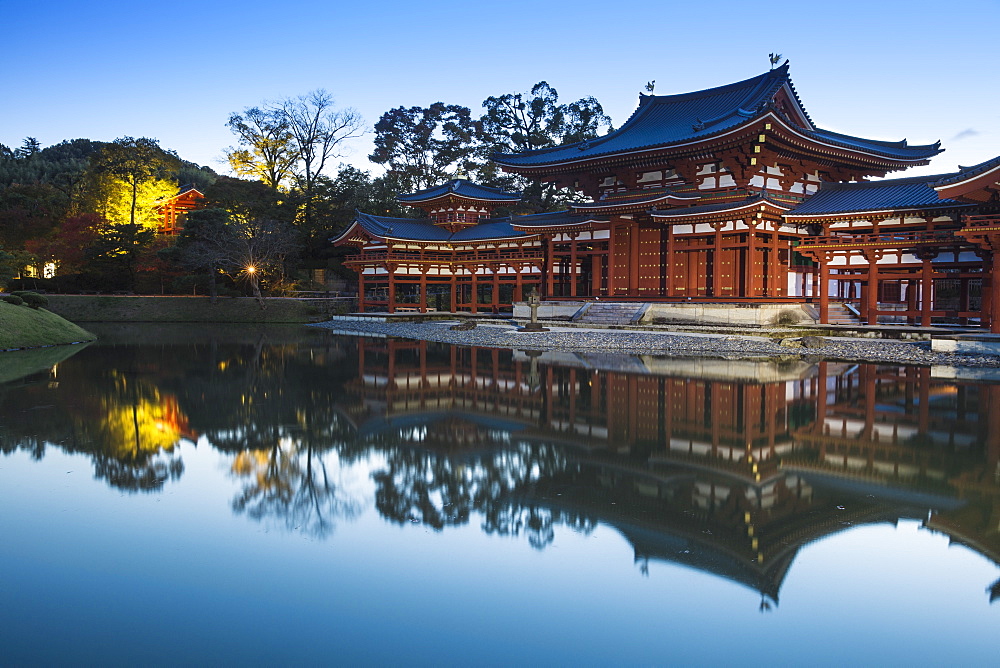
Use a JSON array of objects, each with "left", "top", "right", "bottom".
[
  {"left": 13, "top": 137, "right": 41, "bottom": 160},
  {"left": 369, "top": 103, "right": 479, "bottom": 192},
  {"left": 24, "top": 212, "right": 103, "bottom": 275},
  {"left": 479, "top": 82, "right": 612, "bottom": 212},
  {"left": 0, "top": 183, "right": 67, "bottom": 250},
  {"left": 0, "top": 246, "right": 16, "bottom": 289},
  {"left": 171, "top": 206, "right": 299, "bottom": 307},
  {"left": 89, "top": 137, "right": 179, "bottom": 227},
  {"left": 480, "top": 82, "right": 611, "bottom": 153},
  {"left": 279, "top": 90, "right": 364, "bottom": 231},
  {"left": 224, "top": 107, "right": 298, "bottom": 190},
  {"left": 85, "top": 221, "right": 158, "bottom": 291},
  {"left": 170, "top": 208, "right": 232, "bottom": 301}
]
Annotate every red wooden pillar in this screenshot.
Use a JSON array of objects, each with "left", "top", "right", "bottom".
[
  {"left": 744, "top": 223, "right": 757, "bottom": 298},
  {"left": 712, "top": 222, "right": 723, "bottom": 297},
  {"left": 818, "top": 253, "right": 830, "bottom": 324},
  {"left": 544, "top": 236, "right": 555, "bottom": 297},
  {"left": 449, "top": 273, "right": 457, "bottom": 313},
  {"left": 906, "top": 279, "right": 918, "bottom": 325},
  {"left": 666, "top": 222, "right": 675, "bottom": 297},
  {"left": 771, "top": 223, "right": 782, "bottom": 298},
  {"left": 570, "top": 233, "right": 578, "bottom": 297},
  {"left": 863, "top": 249, "right": 882, "bottom": 325},
  {"left": 607, "top": 223, "right": 617, "bottom": 296},
  {"left": 492, "top": 264, "right": 500, "bottom": 311},
  {"left": 515, "top": 265, "right": 523, "bottom": 303},
  {"left": 387, "top": 270, "right": 396, "bottom": 314},
  {"left": 919, "top": 250, "right": 935, "bottom": 327},
  {"left": 358, "top": 270, "right": 366, "bottom": 313},
  {"left": 419, "top": 270, "right": 428, "bottom": 313},
  {"left": 470, "top": 266, "right": 478, "bottom": 314}
]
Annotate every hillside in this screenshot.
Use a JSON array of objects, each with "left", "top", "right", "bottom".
[{"left": 0, "top": 301, "right": 96, "bottom": 350}]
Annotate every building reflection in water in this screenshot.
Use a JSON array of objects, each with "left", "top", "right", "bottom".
[
  {"left": 3, "top": 329, "right": 999, "bottom": 606},
  {"left": 340, "top": 337, "right": 1000, "bottom": 606}
]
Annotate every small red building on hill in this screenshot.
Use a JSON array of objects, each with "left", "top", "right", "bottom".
[{"left": 156, "top": 185, "right": 204, "bottom": 236}]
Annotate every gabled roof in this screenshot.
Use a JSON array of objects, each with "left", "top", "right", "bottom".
[
  {"left": 157, "top": 184, "right": 203, "bottom": 203},
  {"left": 493, "top": 63, "right": 941, "bottom": 170},
  {"left": 397, "top": 179, "right": 521, "bottom": 204},
  {"left": 786, "top": 175, "right": 962, "bottom": 218}
]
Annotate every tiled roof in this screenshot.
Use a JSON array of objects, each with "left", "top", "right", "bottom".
[
  {"left": 353, "top": 212, "right": 450, "bottom": 241},
  {"left": 344, "top": 211, "right": 530, "bottom": 243},
  {"left": 495, "top": 65, "right": 793, "bottom": 168},
  {"left": 932, "top": 154, "right": 1000, "bottom": 187},
  {"left": 493, "top": 64, "right": 940, "bottom": 169},
  {"left": 507, "top": 210, "right": 610, "bottom": 228},
  {"left": 802, "top": 127, "right": 942, "bottom": 162},
  {"left": 572, "top": 187, "right": 700, "bottom": 211},
  {"left": 787, "top": 175, "right": 961, "bottom": 217},
  {"left": 650, "top": 194, "right": 792, "bottom": 218},
  {"left": 450, "top": 220, "right": 529, "bottom": 241},
  {"left": 397, "top": 179, "right": 521, "bottom": 203}
]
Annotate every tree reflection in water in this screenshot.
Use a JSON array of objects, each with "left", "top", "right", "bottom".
[
  {"left": 0, "top": 353, "right": 186, "bottom": 493},
  {"left": 372, "top": 439, "right": 596, "bottom": 549},
  {"left": 229, "top": 438, "right": 361, "bottom": 539}
]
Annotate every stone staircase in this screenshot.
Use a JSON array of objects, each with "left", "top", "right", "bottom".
[
  {"left": 574, "top": 302, "right": 645, "bottom": 326},
  {"left": 826, "top": 302, "right": 864, "bottom": 326}
]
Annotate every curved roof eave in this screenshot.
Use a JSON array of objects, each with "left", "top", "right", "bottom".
[
  {"left": 933, "top": 154, "right": 1000, "bottom": 193},
  {"left": 494, "top": 111, "right": 940, "bottom": 172},
  {"left": 650, "top": 197, "right": 793, "bottom": 219}
]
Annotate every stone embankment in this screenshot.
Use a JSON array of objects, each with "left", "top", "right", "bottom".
[{"left": 312, "top": 318, "right": 1000, "bottom": 369}]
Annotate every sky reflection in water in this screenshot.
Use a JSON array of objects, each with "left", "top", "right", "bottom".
[{"left": 0, "top": 324, "right": 997, "bottom": 665}]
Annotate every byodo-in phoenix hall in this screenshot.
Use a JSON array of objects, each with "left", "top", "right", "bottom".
[{"left": 334, "top": 63, "right": 1000, "bottom": 330}]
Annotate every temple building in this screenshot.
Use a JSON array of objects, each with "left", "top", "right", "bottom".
[
  {"left": 335, "top": 63, "right": 1000, "bottom": 329},
  {"left": 156, "top": 185, "right": 204, "bottom": 236}
]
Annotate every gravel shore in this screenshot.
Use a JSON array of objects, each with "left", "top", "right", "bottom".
[{"left": 312, "top": 319, "right": 1000, "bottom": 369}]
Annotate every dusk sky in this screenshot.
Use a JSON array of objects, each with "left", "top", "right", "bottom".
[{"left": 4, "top": 0, "right": 998, "bottom": 180}]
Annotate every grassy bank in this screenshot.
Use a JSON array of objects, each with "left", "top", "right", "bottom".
[
  {"left": 0, "top": 302, "right": 96, "bottom": 350},
  {"left": 42, "top": 295, "right": 327, "bottom": 323}
]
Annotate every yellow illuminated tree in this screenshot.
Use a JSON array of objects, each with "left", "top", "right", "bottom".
[{"left": 86, "top": 137, "right": 180, "bottom": 229}]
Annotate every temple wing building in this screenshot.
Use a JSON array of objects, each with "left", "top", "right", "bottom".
[{"left": 336, "top": 63, "right": 1000, "bottom": 329}]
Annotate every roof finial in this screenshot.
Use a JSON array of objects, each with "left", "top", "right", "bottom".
[
  {"left": 645, "top": 80, "right": 655, "bottom": 94},
  {"left": 768, "top": 53, "right": 783, "bottom": 69}
]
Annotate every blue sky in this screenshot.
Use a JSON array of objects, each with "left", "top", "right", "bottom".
[{"left": 3, "top": 0, "right": 998, "bottom": 179}]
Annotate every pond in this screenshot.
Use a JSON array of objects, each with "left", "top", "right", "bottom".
[{"left": 1, "top": 324, "right": 998, "bottom": 665}]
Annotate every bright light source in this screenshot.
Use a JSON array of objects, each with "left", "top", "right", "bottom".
[{"left": 246, "top": 265, "right": 257, "bottom": 274}]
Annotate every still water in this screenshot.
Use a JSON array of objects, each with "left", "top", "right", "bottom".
[{"left": 1, "top": 324, "right": 998, "bottom": 665}]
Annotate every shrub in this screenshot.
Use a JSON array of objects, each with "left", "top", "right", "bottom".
[
  {"left": 11, "top": 291, "right": 48, "bottom": 309},
  {"left": 2, "top": 295, "right": 24, "bottom": 306},
  {"left": 772, "top": 309, "right": 802, "bottom": 326}
]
